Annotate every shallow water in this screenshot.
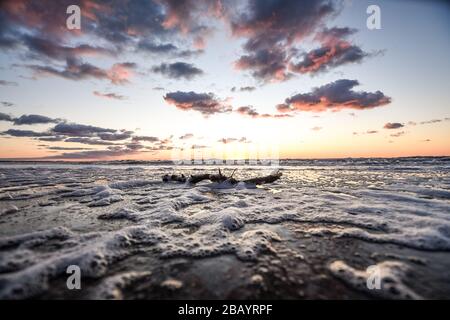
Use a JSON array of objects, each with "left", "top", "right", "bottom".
[{"left": 0, "top": 158, "right": 449, "bottom": 299}]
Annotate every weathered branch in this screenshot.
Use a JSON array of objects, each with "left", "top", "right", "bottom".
[{"left": 162, "top": 170, "right": 282, "bottom": 186}]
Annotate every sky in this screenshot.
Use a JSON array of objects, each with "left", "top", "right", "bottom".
[{"left": 0, "top": 0, "right": 449, "bottom": 161}]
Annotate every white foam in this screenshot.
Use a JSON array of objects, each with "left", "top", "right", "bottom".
[
  {"left": 90, "top": 271, "right": 151, "bottom": 299},
  {"left": 329, "top": 260, "right": 422, "bottom": 299}
]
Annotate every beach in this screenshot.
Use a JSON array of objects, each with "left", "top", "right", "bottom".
[{"left": 0, "top": 157, "right": 449, "bottom": 299}]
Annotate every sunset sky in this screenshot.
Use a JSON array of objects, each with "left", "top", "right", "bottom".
[{"left": 0, "top": 0, "right": 449, "bottom": 161}]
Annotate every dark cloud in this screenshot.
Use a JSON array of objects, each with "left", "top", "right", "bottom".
[
  {"left": 290, "top": 27, "right": 369, "bottom": 74},
  {"left": 191, "top": 144, "right": 209, "bottom": 149},
  {"left": 13, "top": 114, "right": 60, "bottom": 125},
  {"left": 230, "top": 0, "right": 339, "bottom": 81},
  {"left": 159, "top": 0, "right": 223, "bottom": 48},
  {"left": 97, "top": 132, "right": 132, "bottom": 141},
  {"left": 51, "top": 122, "right": 116, "bottom": 137},
  {"left": 384, "top": 122, "right": 404, "bottom": 129},
  {"left": 366, "top": 130, "right": 378, "bottom": 134},
  {"left": 420, "top": 119, "right": 442, "bottom": 125},
  {"left": 21, "top": 34, "right": 115, "bottom": 61},
  {"left": 138, "top": 41, "right": 178, "bottom": 54},
  {"left": 152, "top": 62, "right": 204, "bottom": 80},
  {"left": 47, "top": 146, "right": 93, "bottom": 151},
  {"left": 45, "top": 148, "right": 139, "bottom": 160},
  {"left": 218, "top": 138, "right": 238, "bottom": 144},
  {"left": 93, "top": 91, "right": 126, "bottom": 100},
  {"left": 125, "top": 142, "right": 145, "bottom": 150},
  {"left": 132, "top": 136, "right": 159, "bottom": 143},
  {"left": 27, "top": 58, "right": 136, "bottom": 85},
  {"left": 1, "top": 101, "right": 14, "bottom": 107},
  {"left": 164, "top": 91, "right": 232, "bottom": 116},
  {"left": 231, "top": 86, "right": 256, "bottom": 92},
  {"left": 236, "top": 106, "right": 292, "bottom": 119},
  {"left": 0, "top": 0, "right": 212, "bottom": 71},
  {"left": 138, "top": 41, "right": 203, "bottom": 58},
  {"left": 235, "top": 47, "right": 292, "bottom": 82},
  {"left": 0, "top": 112, "right": 14, "bottom": 122},
  {"left": 277, "top": 79, "right": 391, "bottom": 113},
  {"left": 390, "top": 131, "right": 406, "bottom": 138},
  {"left": 218, "top": 137, "right": 250, "bottom": 144},
  {"left": 64, "top": 137, "right": 117, "bottom": 146},
  {"left": 179, "top": 133, "right": 194, "bottom": 140},
  {"left": 0, "top": 129, "right": 49, "bottom": 137},
  {"left": 38, "top": 136, "right": 65, "bottom": 142}
]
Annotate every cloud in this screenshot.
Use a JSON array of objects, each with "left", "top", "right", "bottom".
[
  {"left": 159, "top": 0, "right": 222, "bottom": 46},
  {"left": 0, "top": 0, "right": 213, "bottom": 71},
  {"left": 64, "top": 137, "right": 117, "bottom": 146},
  {"left": 97, "top": 132, "right": 132, "bottom": 141},
  {"left": 0, "top": 112, "right": 14, "bottom": 122},
  {"left": 230, "top": 0, "right": 340, "bottom": 81},
  {"left": 38, "top": 136, "right": 65, "bottom": 142},
  {"left": 1, "top": 101, "right": 14, "bottom": 107},
  {"left": 218, "top": 137, "right": 238, "bottom": 144},
  {"left": 138, "top": 41, "right": 203, "bottom": 58},
  {"left": 277, "top": 79, "right": 391, "bottom": 113},
  {"left": 231, "top": 86, "right": 256, "bottom": 92},
  {"left": 51, "top": 122, "right": 116, "bottom": 137},
  {"left": 311, "top": 126, "right": 322, "bottom": 131},
  {"left": 0, "top": 80, "right": 18, "bottom": 86},
  {"left": 0, "top": 129, "right": 49, "bottom": 137},
  {"left": 13, "top": 114, "right": 60, "bottom": 125},
  {"left": 290, "top": 27, "right": 370, "bottom": 74},
  {"left": 236, "top": 106, "right": 292, "bottom": 118},
  {"left": 47, "top": 146, "right": 93, "bottom": 151},
  {"left": 164, "top": 91, "right": 232, "bottom": 116},
  {"left": 384, "top": 122, "right": 404, "bottom": 129},
  {"left": 390, "top": 131, "right": 406, "bottom": 138},
  {"left": 191, "top": 144, "right": 209, "bottom": 149},
  {"left": 93, "top": 91, "right": 126, "bottom": 100},
  {"left": 152, "top": 62, "right": 204, "bottom": 80},
  {"left": 132, "top": 136, "right": 159, "bottom": 143},
  {"left": 420, "top": 119, "right": 442, "bottom": 125},
  {"left": 21, "top": 34, "right": 115, "bottom": 61},
  {"left": 234, "top": 47, "right": 292, "bottom": 82},
  {"left": 27, "top": 58, "right": 136, "bottom": 85},
  {"left": 124, "top": 142, "right": 145, "bottom": 150},
  {"left": 45, "top": 148, "right": 139, "bottom": 160},
  {"left": 1, "top": 112, "right": 61, "bottom": 125},
  {"left": 179, "top": 133, "right": 194, "bottom": 140},
  {"left": 137, "top": 41, "right": 178, "bottom": 54},
  {"left": 218, "top": 137, "right": 250, "bottom": 144},
  {"left": 366, "top": 130, "right": 378, "bottom": 134}
]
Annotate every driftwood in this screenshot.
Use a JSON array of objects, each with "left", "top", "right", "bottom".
[
  {"left": 162, "top": 169, "right": 281, "bottom": 186},
  {"left": 162, "top": 173, "right": 187, "bottom": 183}
]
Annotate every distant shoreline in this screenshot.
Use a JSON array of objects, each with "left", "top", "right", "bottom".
[{"left": 0, "top": 155, "right": 449, "bottom": 165}]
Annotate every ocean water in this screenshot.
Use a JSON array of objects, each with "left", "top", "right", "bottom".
[{"left": 0, "top": 157, "right": 449, "bottom": 299}]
